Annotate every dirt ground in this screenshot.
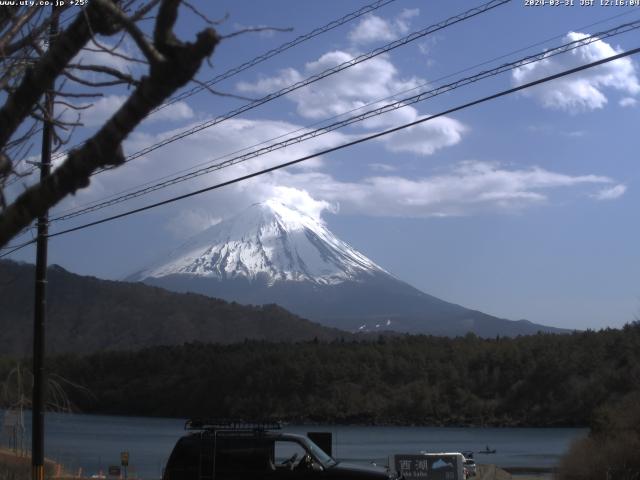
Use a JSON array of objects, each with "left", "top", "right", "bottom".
[{"left": 477, "top": 464, "right": 554, "bottom": 480}]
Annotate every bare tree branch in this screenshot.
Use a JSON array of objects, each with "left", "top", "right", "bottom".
[
  {"left": 0, "top": 0, "right": 220, "bottom": 247},
  {"left": 130, "top": 0, "right": 162, "bottom": 22},
  {"left": 181, "top": 1, "right": 222, "bottom": 26},
  {"left": 81, "top": 43, "right": 147, "bottom": 65},
  {"left": 0, "top": 1, "right": 122, "bottom": 150},
  {"left": 70, "top": 63, "right": 139, "bottom": 83},
  {"left": 53, "top": 91, "right": 104, "bottom": 98},
  {"left": 0, "top": 8, "right": 64, "bottom": 58},
  {"left": 54, "top": 99, "right": 92, "bottom": 111},
  {"left": 220, "top": 26, "right": 293, "bottom": 41},
  {"left": 64, "top": 68, "right": 140, "bottom": 88},
  {"left": 0, "top": 7, "right": 39, "bottom": 56},
  {"left": 93, "top": 0, "right": 164, "bottom": 64},
  {"left": 4, "top": 120, "right": 40, "bottom": 151}
]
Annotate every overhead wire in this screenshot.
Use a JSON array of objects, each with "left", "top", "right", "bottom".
[
  {"left": 37, "top": 45, "right": 639, "bottom": 242},
  {"left": 2, "top": 5, "right": 131, "bottom": 183},
  {"left": 3, "top": 9, "right": 638, "bottom": 256},
  {"left": 48, "top": 19, "right": 640, "bottom": 223},
  {"left": 155, "top": 0, "right": 397, "bottom": 111},
  {"left": 4, "top": 41, "right": 639, "bottom": 257},
  {"left": 2, "top": 0, "right": 399, "bottom": 252},
  {"left": 50, "top": 0, "right": 511, "bottom": 172},
  {"left": 48, "top": 8, "right": 640, "bottom": 219},
  {"left": 48, "top": 0, "right": 398, "bottom": 164},
  {"left": 8, "top": 3, "right": 637, "bottom": 190},
  {"left": 0, "top": 238, "right": 36, "bottom": 258}
]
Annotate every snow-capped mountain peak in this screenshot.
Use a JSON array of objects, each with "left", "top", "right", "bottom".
[{"left": 134, "top": 201, "right": 387, "bottom": 285}]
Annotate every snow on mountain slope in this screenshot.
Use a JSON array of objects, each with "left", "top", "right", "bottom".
[
  {"left": 130, "top": 200, "right": 568, "bottom": 337},
  {"left": 135, "top": 200, "right": 387, "bottom": 285}
]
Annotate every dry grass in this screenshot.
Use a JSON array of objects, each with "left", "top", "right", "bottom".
[
  {"left": 556, "top": 433, "right": 640, "bottom": 480},
  {"left": 0, "top": 448, "right": 62, "bottom": 480}
]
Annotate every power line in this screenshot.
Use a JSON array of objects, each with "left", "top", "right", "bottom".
[
  {"left": 0, "top": 238, "right": 36, "bottom": 258},
  {"left": 42, "top": 45, "right": 640, "bottom": 241},
  {"left": 48, "top": 9, "right": 640, "bottom": 219},
  {"left": 4, "top": 43, "right": 638, "bottom": 254},
  {"left": 0, "top": 225, "right": 35, "bottom": 250},
  {"left": 48, "top": 0, "right": 396, "bottom": 164},
  {"left": 156, "top": 0, "right": 397, "bottom": 111},
  {"left": 52, "top": 0, "right": 510, "bottom": 172},
  {"left": 49, "top": 20, "right": 640, "bottom": 223},
  {"left": 33, "top": 5, "right": 639, "bottom": 192}
]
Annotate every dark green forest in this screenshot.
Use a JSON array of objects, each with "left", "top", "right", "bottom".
[
  {"left": 4, "top": 324, "right": 638, "bottom": 427},
  {"left": 0, "top": 260, "right": 347, "bottom": 356}
]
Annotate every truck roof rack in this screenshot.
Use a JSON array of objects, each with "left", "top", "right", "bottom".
[{"left": 185, "top": 419, "right": 283, "bottom": 432}]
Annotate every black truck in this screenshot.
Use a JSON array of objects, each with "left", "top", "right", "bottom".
[{"left": 163, "top": 420, "right": 395, "bottom": 480}]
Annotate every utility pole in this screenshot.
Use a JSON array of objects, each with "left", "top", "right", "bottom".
[{"left": 32, "top": 9, "right": 57, "bottom": 480}]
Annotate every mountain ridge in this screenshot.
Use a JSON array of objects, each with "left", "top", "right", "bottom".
[
  {"left": 0, "top": 259, "right": 350, "bottom": 355},
  {"left": 132, "top": 202, "right": 568, "bottom": 337},
  {"left": 129, "top": 200, "right": 386, "bottom": 285}
]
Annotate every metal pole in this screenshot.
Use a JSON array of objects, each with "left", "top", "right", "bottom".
[{"left": 32, "top": 8, "right": 57, "bottom": 480}]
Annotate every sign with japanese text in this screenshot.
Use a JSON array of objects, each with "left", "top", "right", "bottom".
[{"left": 391, "top": 454, "right": 461, "bottom": 480}]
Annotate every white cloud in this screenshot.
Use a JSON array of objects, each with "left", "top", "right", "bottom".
[
  {"left": 72, "top": 95, "right": 127, "bottom": 128},
  {"left": 237, "top": 50, "right": 465, "bottom": 156},
  {"left": 417, "top": 36, "right": 439, "bottom": 57},
  {"left": 564, "top": 130, "right": 586, "bottom": 138},
  {"left": 369, "top": 163, "right": 396, "bottom": 172},
  {"left": 56, "top": 95, "right": 194, "bottom": 128},
  {"left": 145, "top": 102, "right": 195, "bottom": 123},
  {"left": 267, "top": 186, "right": 336, "bottom": 221},
  {"left": 381, "top": 115, "right": 466, "bottom": 155},
  {"left": 119, "top": 117, "right": 351, "bottom": 181},
  {"left": 64, "top": 39, "right": 192, "bottom": 128},
  {"left": 512, "top": 32, "right": 640, "bottom": 112},
  {"left": 253, "top": 161, "right": 618, "bottom": 219},
  {"left": 619, "top": 97, "right": 638, "bottom": 107},
  {"left": 71, "top": 39, "right": 141, "bottom": 81},
  {"left": 49, "top": 116, "right": 352, "bottom": 228},
  {"left": 348, "top": 8, "right": 419, "bottom": 45},
  {"left": 236, "top": 67, "right": 302, "bottom": 94},
  {"left": 591, "top": 184, "right": 627, "bottom": 201},
  {"left": 166, "top": 209, "right": 221, "bottom": 236},
  {"left": 238, "top": 52, "right": 422, "bottom": 119},
  {"left": 349, "top": 15, "right": 396, "bottom": 44},
  {"left": 44, "top": 118, "right": 622, "bottom": 242}
]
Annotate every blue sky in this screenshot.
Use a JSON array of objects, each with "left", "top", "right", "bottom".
[{"left": 7, "top": 0, "right": 640, "bottom": 330}]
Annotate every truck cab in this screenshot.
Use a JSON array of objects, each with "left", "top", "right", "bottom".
[{"left": 163, "top": 420, "right": 393, "bottom": 480}]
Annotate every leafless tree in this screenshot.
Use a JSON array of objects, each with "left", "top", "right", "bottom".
[
  {"left": 1, "top": 361, "right": 91, "bottom": 454},
  {"left": 0, "top": 0, "right": 221, "bottom": 247}
]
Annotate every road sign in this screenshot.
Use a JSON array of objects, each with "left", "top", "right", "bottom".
[
  {"left": 108, "top": 466, "right": 121, "bottom": 477},
  {"left": 390, "top": 453, "right": 463, "bottom": 480}
]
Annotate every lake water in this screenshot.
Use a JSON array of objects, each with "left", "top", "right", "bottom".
[{"left": 1, "top": 411, "right": 587, "bottom": 479}]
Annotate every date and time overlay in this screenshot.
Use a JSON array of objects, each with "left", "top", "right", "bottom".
[
  {"left": 1, "top": 0, "right": 639, "bottom": 10},
  {"left": 525, "top": 0, "right": 640, "bottom": 6}
]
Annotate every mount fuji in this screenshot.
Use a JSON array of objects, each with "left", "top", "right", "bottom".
[{"left": 129, "top": 201, "right": 565, "bottom": 337}]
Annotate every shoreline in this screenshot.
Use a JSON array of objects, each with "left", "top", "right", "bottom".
[
  {"left": 479, "top": 464, "right": 554, "bottom": 480},
  {"left": 4, "top": 407, "right": 591, "bottom": 429}
]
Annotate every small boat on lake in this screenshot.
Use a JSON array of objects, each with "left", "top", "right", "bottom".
[{"left": 478, "top": 445, "right": 496, "bottom": 454}]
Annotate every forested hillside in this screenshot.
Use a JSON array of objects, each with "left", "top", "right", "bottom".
[
  {"left": 17, "top": 323, "right": 639, "bottom": 426},
  {"left": 0, "top": 260, "right": 348, "bottom": 354}
]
